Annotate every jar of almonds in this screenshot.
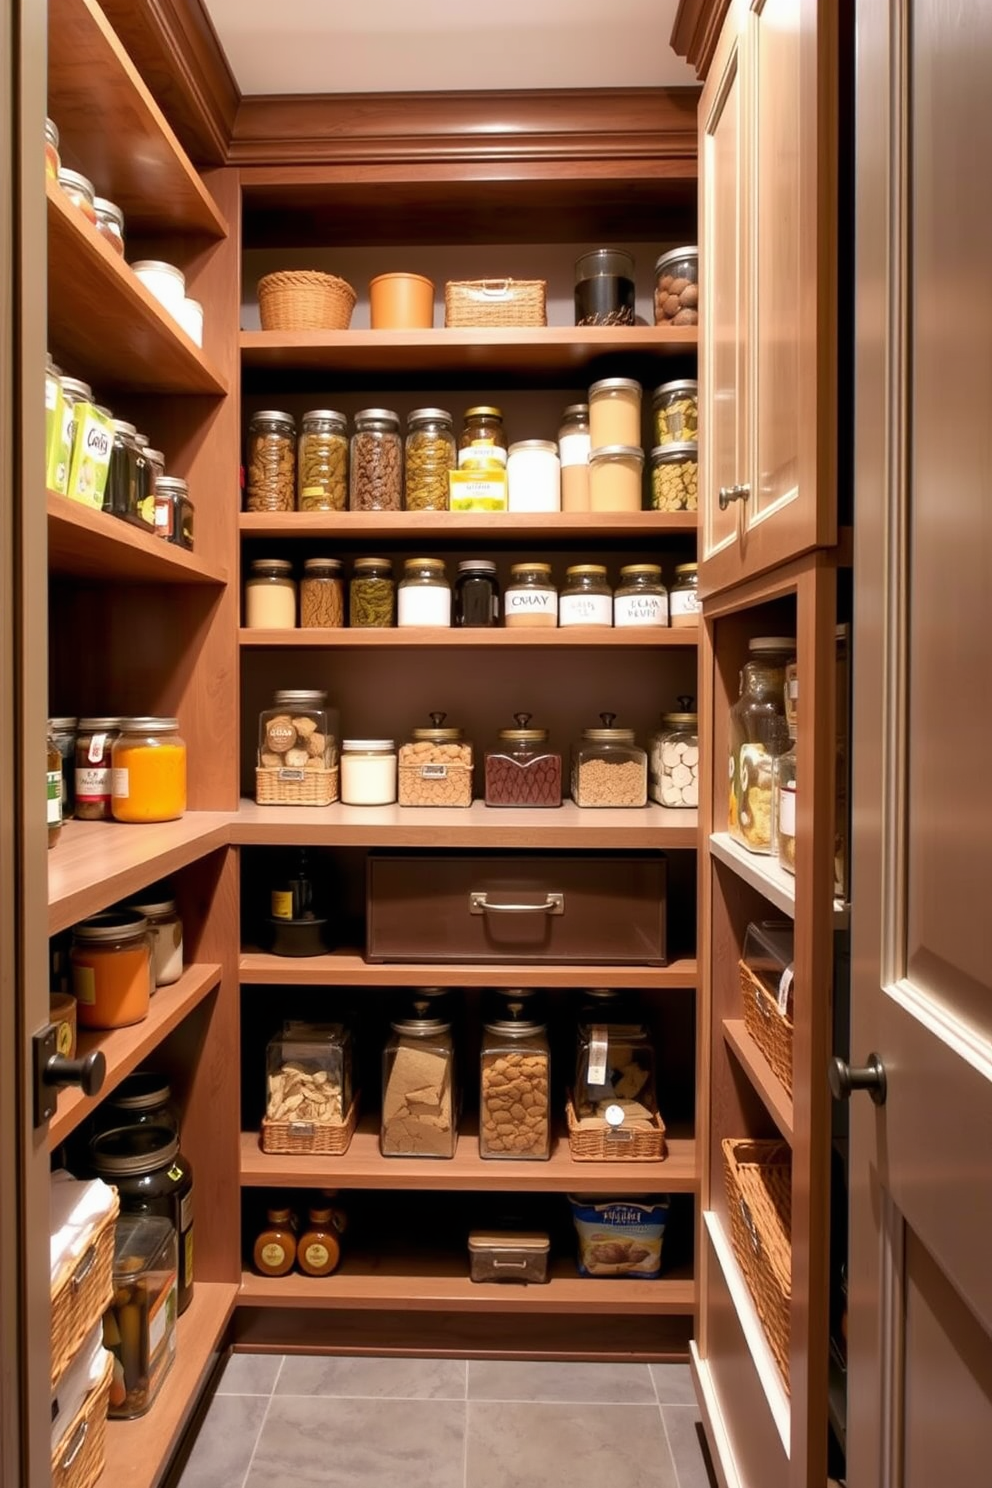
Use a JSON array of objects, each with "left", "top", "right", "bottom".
[
  {"left": 298, "top": 409, "right": 348, "bottom": 511},
  {"left": 480, "top": 1002, "right": 550, "bottom": 1160},
  {"left": 246, "top": 410, "right": 295, "bottom": 512},
  {"left": 405, "top": 408, "right": 455, "bottom": 511}
]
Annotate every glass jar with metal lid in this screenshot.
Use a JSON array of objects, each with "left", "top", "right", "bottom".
[
  {"left": 298, "top": 409, "right": 348, "bottom": 511},
  {"left": 97, "top": 1070, "right": 179, "bottom": 1137},
  {"left": 728, "top": 638, "right": 796, "bottom": 854},
  {"left": 588, "top": 445, "right": 645, "bottom": 513},
  {"left": 559, "top": 564, "right": 612, "bottom": 627},
  {"left": 300, "top": 558, "right": 344, "bottom": 629},
  {"left": 105, "top": 420, "right": 146, "bottom": 525},
  {"left": 125, "top": 893, "right": 183, "bottom": 986},
  {"left": 339, "top": 740, "right": 397, "bottom": 806},
  {"left": 504, "top": 562, "right": 557, "bottom": 629},
  {"left": 454, "top": 559, "right": 500, "bottom": 628},
  {"left": 669, "top": 562, "right": 700, "bottom": 629},
  {"left": 57, "top": 167, "right": 97, "bottom": 224},
  {"left": 652, "top": 379, "right": 698, "bottom": 445},
  {"left": 258, "top": 689, "right": 338, "bottom": 793},
  {"left": 89, "top": 1122, "right": 195, "bottom": 1313},
  {"left": 653, "top": 246, "right": 698, "bottom": 326},
  {"left": 144, "top": 447, "right": 165, "bottom": 488},
  {"left": 459, "top": 406, "right": 506, "bottom": 467},
  {"left": 246, "top": 410, "right": 295, "bottom": 513},
  {"left": 111, "top": 718, "right": 187, "bottom": 824},
  {"left": 480, "top": 1002, "right": 550, "bottom": 1160},
  {"left": 47, "top": 726, "right": 62, "bottom": 849},
  {"left": 45, "top": 117, "right": 60, "bottom": 180},
  {"left": 773, "top": 663, "right": 798, "bottom": 874},
  {"left": 74, "top": 718, "right": 121, "bottom": 820},
  {"left": 405, "top": 408, "right": 456, "bottom": 511},
  {"left": 350, "top": 409, "right": 402, "bottom": 511},
  {"left": 245, "top": 557, "right": 296, "bottom": 629},
  {"left": 588, "top": 377, "right": 642, "bottom": 448},
  {"left": 558, "top": 403, "right": 591, "bottom": 511},
  {"left": 614, "top": 564, "right": 668, "bottom": 628},
  {"left": 650, "top": 443, "right": 698, "bottom": 512},
  {"left": 49, "top": 716, "right": 76, "bottom": 819},
  {"left": 649, "top": 699, "right": 699, "bottom": 808},
  {"left": 397, "top": 557, "right": 451, "bottom": 627},
  {"left": 154, "top": 475, "right": 194, "bottom": 549},
  {"left": 93, "top": 197, "right": 125, "bottom": 257},
  {"left": 571, "top": 713, "right": 647, "bottom": 808},
  {"left": 507, "top": 439, "right": 560, "bottom": 513},
  {"left": 70, "top": 909, "right": 152, "bottom": 1030},
  {"left": 349, "top": 556, "right": 395, "bottom": 627},
  {"left": 381, "top": 1002, "right": 457, "bottom": 1158},
  {"left": 398, "top": 712, "right": 472, "bottom": 808},
  {"left": 484, "top": 713, "right": 562, "bottom": 808}
]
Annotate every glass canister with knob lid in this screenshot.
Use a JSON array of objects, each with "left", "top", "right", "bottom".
[
  {"left": 571, "top": 713, "right": 647, "bottom": 808},
  {"left": 397, "top": 712, "right": 473, "bottom": 808},
  {"left": 381, "top": 1001, "right": 456, "bottom": 1158},
  {"left": 574, "top": 988, "right": 659, "bottom": 1134},
  {"left": 649, "top": 699, "right": 699, "bottom": 808},
  {"left": 484, "top": 714, "right": 562, "bottom": 808},
  {"left": 480, "top": 1002, "right": 550, "bottom": 1160},
  {"left": 728, "top": 637, "right": 795, "bottom": 854}
]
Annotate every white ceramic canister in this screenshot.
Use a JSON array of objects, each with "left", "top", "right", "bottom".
[
  {"left": 340, "top": 740, "right": 397, "bottom": 805},
  {"left": 507, "top": 440, "right": 561, "bottom": 513},
  {"left": 131, "top": 259, "right": 186, "bottom": 316}
]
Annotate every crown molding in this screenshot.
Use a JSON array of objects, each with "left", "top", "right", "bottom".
[{"left": 670, "top": 0, "right": 732, "bottom": 79}]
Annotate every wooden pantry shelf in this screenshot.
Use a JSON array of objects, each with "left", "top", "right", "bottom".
[
  {"left": 48, "top": 0, "right": 227, "bottom": 238},
  {"left": 48, "top": 963, "right": 222, "bottom": 1147},
  {"left": 47, "top": 492, "right": 227, "bottom": 585},
  {"left": 240, "top": 626, "right": 698, "bottom": 649},
  {"left": 709, "top": 831, "right": 849, "bottom": 926},
  {"left": 239, "top": 948, "right": 698, "bottom": 989},
  {"left": 47, "top": 182, "right": 228, "bottom": 395},
  {"left": 723, "top": 1020, "right": 794, "bottom": 1144},
  {"left": 48, "top": 813, "right": 231, "bottom": 935},
  {"left": 96, "top": 1280, "right": 237, "bottom": 1488},
  {"left": 240, "top": 1121, "right": 697, "bottom": 1194},
  {"left": 230, "top": 799, "right": 698, "bottom": 849},
  {"left": 239, "top": 510, "right": 698, "bottom": 540}
]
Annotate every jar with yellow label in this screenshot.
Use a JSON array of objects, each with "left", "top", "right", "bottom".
[
  {"left": 298, "top": 409, "right": 348, "bottom": 511},
  {"left": 297, "top": 1204, "right": 346, "bottom": 1275},
  {"left": 90, "top": 1124, "right": 195, "bottom": 1314},
  {"left": 459, "top": 406, "right": 507, "bottom": 468},
  {"left": 111, "top": 718, "right": 187, "bottom": 823},
  {"left": 253, "top": 1208, "right": 297, "bottom": 1277}
]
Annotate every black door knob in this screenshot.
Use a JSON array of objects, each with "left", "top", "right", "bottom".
[
  {"left": 828, "top": 1053, "right": 887, "bottom": 1105},
  {"left": 44, "top": 1049, "right": 106, "bottom": 1098}
]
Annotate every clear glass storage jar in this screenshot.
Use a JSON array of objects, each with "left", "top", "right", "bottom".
[
  {"left": 614, "top": 564, "right": 668, "bottom": 628},
  {"left": 507, "top": 440, "right": 560, "bottom": 513},
  {"left": 649, "top": 700, "right": 698, "bottom": 808},
  {"left": 90, "top": 1123, "right": 194, "bottom": 1313},
  {"left": 70, "top": 909, "right": 152, "bottom": 1030},
  {"left": 381, "top": 1006, "right": 456, "bottom": 1158},
  {"left": 397, "top": 556, "right": 451, "bottom": 627},
  {"left": 349, "top": 557, "right": 395, "bottom": 627},
  {"left": 574, "top": 992, "right": 659, "bottom": 1129},
  {"left": 572, "top": 713, "right": 647, "bottom": 808},
  {"left": 104, "top": 1215, "right": 177, "bottom": 1418},
  {"left": 45, "top": 117, "right": 60, "bottom": 180},
  {"left": 258, "top": 690, "right": 337, "bottom": 801},
  {"left": 93, "top": 197, "right": 125, "bottom": 256},
  {"left": 480, "top": 1004, "right": 550, "bottom": 1160},
  {"left": 728, "top": 637, "right": 796, "bottom": 854},
  {"left": 454, "top": 559, "right": 500, "bottom": 627},
  {"left": 74, "top": 718, "right": 121, "bottom": 820},
  {"left": 57, "top": 167, "right": 97, "bottom": 224},
  {"left": 398, "top": 712, "right": 473, "bottom": 808},
  {"left": 49, "top": 715, "right": 76, "bottom": 820},
  {"left": 773, "top": 661, "right": 798, "bottom": 873},
  {"left": 47, "top": 727, "right": 62, "bottom": 849},
  {"left": 111, "top": 719, "right": 186, "bottom": 824},
  {"left": 245, "top": 558, "right": 297, "bottom": 629},
  {"left": 574, "top": 248, "right": 636, "bottom": 327},
  {"left": 246, "top": 411, "right": 295, "bottom": 512},
  {"left": 298, "top": 409, "right": 348, "bottom": 511},
  {"left": 125, "top": 893, "right": 183, "bottom": 986},
  {"left": 405, "top": 408, "right": 456, "bottom": 511},
  {"left": 588, "top": 445, "right": 644, "bottom": 513},
  {"left": 350, "top": 409, "right": 402, "bottom": 511},
  {"left": 153, "top": 476, "right": 194, "bottom": 548},
  {"left": 558, "top": 403, "right": 591, "bottom": 511},
  {"left": 504, "top": 562, "right": 557, "bottom": 629},
  {"left": 300, "top": 558, "right": 344, "bottom": 628},
  {"left": 588, "top": 377, "right": 642, "bottom": 448},
  {"left": 559, "top": 564, "right": 612, "bottom": 627},
  {"left": 266, "top": 1021, "right": 353, "bottom": 1135},
  {"left": 459, "top": 406, "right": 507, "bottom": 467},
  {"left": 652, "top": 379, "right": 698, "bottom": 445},
  {"left": 340, "top": 739, "right": 397, "bottom": 805},
  {"left": 669, "top": 562, "right": 700, "bottom": 628},
  {"left": 653, "top": 246, "right": 699, "bottom": 326},
  {"left": 650, "top": 443, "right": 698, "bottom": 512},
  {"left": 484, "top": 714, "right": 562, "bottom": 808}
]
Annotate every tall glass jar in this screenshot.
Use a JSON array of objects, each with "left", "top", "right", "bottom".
[
  {"left": 246, "top": 411, "right": 295, "bottom": 512},
  {"left": 588, "top": 377, "right": 642, "bottom": 448},
  {"left": 588, "top": 445, "right": 644, "bottom": 513},
  {"left": 245, "top": 558, "right": 296, "bottom": 628},
  {"left": 381, "top": 1007, "right": 456, "bottom": 1158},
  {"left": 47, "top": 727, "right": 63, "bottom": 849},
  {"left": 454, "top": 559, "right": 500, "bottom": 627},
  {"left": 405, "top": 408, "right": 456, "bottom": 511},
  {"left": 669, "top": 562, "right": 700, "bottom": 628},
  {"left": 298, "top": 410, "right": 348, "bottom": 511},
  {"left": 728, "top": 637, "right": 796, "bottom": 854},
  {"left": 773, "top": 661, "right": 798, "bottom": 873},
  {"left": 484, "top": 714, "right": 562, "bottom": 808},
  {"left": 349, "top": 557, "right": 395, "bottom": 627},
  {"left": 480, "top": 1005, "right": 550, "bottom": 1160},
  {"left": 397, "top": 557, "right": 451, "bottom": 627},
  {"left": 49, "top": 716, "right": 76, "bottom": 820},
  {"left": 111, "top": 718, "right": 187, "bottom": 824},
  {"left": 300, "top": 558, "right": 344, "bottom": 628},
  {"left": 559, "top": 564, "right": 612, "bottom": 627},
  {"left": 649, "top": 700, "right": 698, "bottom": 808},
  {"left": 97, "top": 1071, "right": 179, "bottom": 1137},
  {"left": 89, "top": 1124, "right": 195, "bottom": 1313},
  {"left": 74, "top": 718, "right": 121, "bottom": 821},
  {"left": 614, "top": 564, "right": 668, "bottom": 628},
  {"left": 574, "top": 249, "right": 636, "bottom": 327},
  {"left": 398, "top": 712, "right": 472, "bottom": 808},
  {"left": 572, "top": 714, "right": 647, "bottom": 808},
  {"left": 574, "top": 993, "right": 658, "bottom": 1129},
  {"left": 70, "top": 910, "right": 152, "bottom": 1030},
  {"left": 558, "top": 403, "right": 591, "bottom": 511},
  {"left": 350, "top": 409, "right": 402, "bottom": 511},
  {"left": 459, "top": 406, "right": 506, "bottom": 468},
  {"left": 504, "top": 562, "right": 557, "bottom": 629}
]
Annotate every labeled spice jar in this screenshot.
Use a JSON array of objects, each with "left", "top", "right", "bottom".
[
  {"left": 480, "top": 1003, "right": 550, "bottom": 1160},
  {"left": 459, "top": 407, "right": 507, "bottom": 467},
  {"left": 93, "top": 197, "right": 125, "bottom": 256},
  {"left": 614, "top": 565, "right": 668, "bottom": 628},
  {"left": 382, "top": 1005, "right": 457, "bottom": 1158},
  {"left": 652, "top": 380, "right": 698, "bottom": 445},
  {"left": 153, "top": 475, "right": 194, "bottom": 548},
  {"left": 257, "top": 690, "right": 338, "bottom": 807},
  {"left": 588, "top": 445, "right": 644, "bottom": 513},
  {"left": 47, "top": 727, "right": 63, "bottom": 848},
  {"left": 588, "top": 378, "right": 642, "bottom": 448},
  {"left": 649, "top": 700, "right": 699, "bottom": 808},
  {"left": 111, "top": 718, "right": 187, "bottom": 824},
  {"left": 572, "top": 714, "right": 647, "bottom": 808},
  {"left": 70, "top": 910, "right": 152, "bottom": 1030},
  {"left": 265, "top": 1022, "right": 354, "bottom": 1145},
  {"left": 653, "top": 246, "right": 699, "bottom": 326},
  {"left": 253, "top": 1207, "right": 296, "bottom": 1277},
  {"left": 559, "top": 403, "right": 591, "bottom": 511},
  {"left": 397, "top": 556, "right": 451, "bottom": 627},
  {"left": 45, "top": 117, "right": 60, "bottom": 180},
  {"left": 454, "top": 559, "right": 500, "bottom": 627},
  {"left": 90, "top": 1124, "right": 195, "bottom": 1314},
  {"left": 349, "top": 557, "right": 395, "bottom": 627},
  {"left": 574, "top": 249, "right": 636, "bottom": 327},
  {"left": 398, "top": 712, "right": 473, "bottom": 808},
  {"left": 574, "top": 990, "right": 659, "bottom": 1130},
  {"left": 245, "top": 558, "right": 297, "bottom": 629},
  {"left": 298, "top": 409, "right": 348, "bottom": 511},
  {"left": 340, "top": 740, "right": 397, "bottom": 805},
  {"left": 99, "top": 1071, "right": 178, "bottom": 1137},
  {"left": 484, "top": 714, "right": 562, "bottom": 808},
  {"left": 104, "top": 1215, "right": 177, "bottom": 1418},
  {"left": 246, "top": 411, "right": 295, "bottom": 513},
  {"left": 650, "top": 442, "right": 698, "bottom": 512},
  {"left": 49, "top": 716, "right": 76, "bottom": 820},
  {"left": 507, "top": 440, "right": 561, "bottom": 513},
  {"left": 125, "top": 894, "right": 183, "bottom": 986},
  {"left": 504, "top": 562, "right": 557, "bottom": 629},
  {"left": 300, "top": 558, "right": 345, "bottom": 628},
  {"left": 669, "top": 562, "right": 700, "bottom": 628},
  {"left": 405, "top": 408, "right": 456, "bottom": 511},
  {"left": 57, "top": 167, "right": 97, "bottom": 225},
  {"left": 297, "top": 1204, "right": 346, "bottom": 1274},
  {"left": 74, "top": 719, "right": 121, "bottom": 820},
  {"left": 728, "top": 638, "right": 796, "bottom": 854},
  {"left": 773, "top": 662, "right": 798, "bottom": 873},
  {"left": 559, "top": 564, "right": 612, "bottom": 627},
  {"left": 350, "top": 409, "right": 402, "bottom": 511}
]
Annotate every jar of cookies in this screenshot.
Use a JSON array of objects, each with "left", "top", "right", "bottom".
[
  {"left": 257, "top": 689, "right": 339, "bottom": 807},
  {"left": 397, "top": 712, "right": 473, "bottom": 808},
  {"left": 728, "top": 638, "right": 795, "bottom": 854},
  {"left": 246, "top": 411, "right": 295, "bottom": 512},
  {"left": 298, "top": 410, "right": 348, "bottom": 511},
  {"left": 480, "top": 1002, "right": 550, "bottom": 1161}
]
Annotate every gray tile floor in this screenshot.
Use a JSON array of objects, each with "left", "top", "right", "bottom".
[{"left": 174, "top": 1354, "right": 718, "bottom": 1488}]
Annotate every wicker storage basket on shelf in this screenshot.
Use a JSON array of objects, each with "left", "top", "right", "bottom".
[
  {"left": 256, "top": 762, "right": 339, "bottom": 807},
  {"left": 51, "top": 1191, "right": 119, "bottom": 1388},
  {"left": 565, "top": 1093, "right": 667, "bottom": 1161},
  {"left": 260, "top": 1091, "right": 359, "bottom": 1155},
  {"left": 444, "top": 278, "right": 547, "bottom": 328},
  {"left": 721, "top": 1137, "right": 792, "bottom": 1388},
  {"left": 51, "top": 1352, "right": 114, "bottom": 1488},
  {"left": 739, "top": 958, "right": 794, "bottom": 1094},
  {"left": 258, "top": 270, "right": 357, "bottom": 331}
]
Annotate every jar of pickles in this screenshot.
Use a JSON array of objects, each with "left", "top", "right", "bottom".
[
  {"left": 349, "top": 557, "right": 395, "bottom": 627},
  {"left": 298, "top": 410, "right": 348, "bottom": 511},
  {"left": 484, "top": 714, "right": 562, "bottom": 808},
  {"left": 558, "top": 565, "right": 612, "bottom": 627},
  {"left": 728, "top": 638, "right": 795, "bottom": 854},
  {"left": 652, "top": 380, "right": 698, "bottom": 444},
  {"left": 398, "top": 712, "right": 472, "bottom": 808},
  {"left": 480, "top": 1004, "right": 550, "bottom": 1160},
  {"left": 381, "top": 1006, "right": 456, "bottom": 1158},
  {"left": 111, "top": 718, "right": 187, "bottom": 824},
  {"left": 405, "top": 408, "right": 455, "bottom": 511},
  {"left": 572, "top": 714, "right": 647, "bottom": 808},
  {"left": 246, "top": 411, "right": 295, "bottom": 512},
  {"left": 649, "top": 701, "right": 699, "bottom": 808},
  {"left": 90, "top": 1123, "right": 195, "bottom": 1314}
]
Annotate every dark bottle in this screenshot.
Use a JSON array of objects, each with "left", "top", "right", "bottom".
[
  {"left": 104, "top": 419, "right": 140, "bottom": 523},
  {"left": 574, "top": 249, "right": 636, "bottom": 328},
  {"left": 454, "top": 559, "right": 500, "bottom": 627}
]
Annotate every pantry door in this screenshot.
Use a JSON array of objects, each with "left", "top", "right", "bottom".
[{"left": 848, "top": 0, "right": 992, "bottom": 1483}]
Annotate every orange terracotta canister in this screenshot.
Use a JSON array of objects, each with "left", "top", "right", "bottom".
[
  {"left": 111, "top": 717, "right": 187, "bottom": 823},
  {"left": 369, "top": 273, "right": 434, "bottom": 330},
  {"left": 71, "top": 910, "right": 152, "bottom": 1029}
]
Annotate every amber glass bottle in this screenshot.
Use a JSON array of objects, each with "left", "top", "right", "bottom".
[
  {"left": 253, "top": 1208, "right": 296, "bottom": 1277},
  {"left": 297, "top": 1205, "right": 344, "bottom": 1276}
]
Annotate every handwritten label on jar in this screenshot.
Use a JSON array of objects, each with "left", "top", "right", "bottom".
[
  {"left": 75, "top": 766, "right": 110, "bottom": 801},
  {"left": 670, "top": 589, "right": 701, "bottom": 619},
  {"left": 505, "top": 589, "right": 557, "bottom": 616},
  {"left": 559, "top": 594, "right": 612, "bottom": 627},
  {"left": 615, "top": 593, "right": 669, "bottom": 627}
]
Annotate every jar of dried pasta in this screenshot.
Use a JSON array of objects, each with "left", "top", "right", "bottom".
[
  {"left": 652, "top": 380, "right": 698, "bottom": 445},
  {"left": 298, "top": 409, "right": 348, "bottom": 511},
  {"left": 405, "top": 408, "right": 455, "bottom": 511},
  {"left": 246, "top": 411, "right": 295, "bottom": 512},
  {"left": 300, "top": 558, "right": 345, "bottom": 629}
]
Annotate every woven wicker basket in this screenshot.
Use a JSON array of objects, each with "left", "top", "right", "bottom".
[
  {"left": 261, "top": 1091, "right": 359, "bottom": 1155},
  {"left": 51, "top": 1193, "right": 119, "bottom": 1388},
  {"left": 258, "top": 270, "right": 356, "bottom": 331},
  {"left": 722, "top": 1138, "right": 792, "bottom": 1388},
  {"left": 565, "top": 1094, "right": 667, "bottom": 1161},
  {"left": 740, "top": 959, "right": 794, "bottom": 1094},
  {"left": 256, "top": 763, "right": 339, "bottom": 807},
  {"left": 444, "top": 278, "right": 547, "bottom": 328},
  {"left": 52, "top": 1352, "right": 114, "bottom": 1488}
]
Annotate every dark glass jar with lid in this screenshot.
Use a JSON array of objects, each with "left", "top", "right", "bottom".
[
  {"left": 728, "top": 637, "right": 796, "bottom": 854},
  {"left": 574, "top": 248, "right": 636, "bottom": 327},
  {"left": 105, "top": 419, "right": 149, "bottom": 526},
  {"left": 454, "top": 560, "right": 500, "bottom": 628},
  {"left": 89, "top": 1123, "right": 195, "bottom": 1313},
  {"left": 484, "top": 714, "right": 562, "bottom": 808},
  {"left": 96, "top": 1070, "right": 179, "bottom": 1137}
]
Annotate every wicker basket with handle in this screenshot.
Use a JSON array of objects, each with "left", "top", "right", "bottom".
[
  {"left": 444, "top": 278, "right": 547, "bottom": 328},
  {"left": 51, "top": 1191, "right": 119, "bottom": 1389},
  {"left": 739, "top": 958, "right": 794, "bottom": 1094},
  {"left": 51, "top": 1352, "right": 114, "bottom": 1488},
  {"left": 261, "top": 1091, "right": 359, "bottom": 1155},
  {"left": 258, "top": 270, "right": 357, "bottom": 331},
  {"left": 565, "top": 1093, "right": 667, "bottom": 1161},
  {"left": 721, "top": 1137, "right": 792, "bottom": 1388}
]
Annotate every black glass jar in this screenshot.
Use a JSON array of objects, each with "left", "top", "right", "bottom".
[
  {"left": 574, "top": 249, "right": 636, "bottom": 327},
  {"left": 104, "top": 420, "right": 150, "bottom": 527},
  {"left": 454, "top": 559, "right": 500, "bottom": 627},
  {"left": 90, "top": 1123, "right": 195, "bottom": 1313}
]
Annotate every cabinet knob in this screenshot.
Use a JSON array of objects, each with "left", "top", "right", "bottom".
[
  {"left": 718, "top": 483, "right": 751, "bottom": 511},
  {"left": 828, "top": 1053, "right": 887, "bottom": 1106},
  {"left": 33, "top": 1020, "right": 107, "bottom": 1126}
]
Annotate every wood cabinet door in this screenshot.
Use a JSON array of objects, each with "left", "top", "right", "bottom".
[{"left": 849, "top": 1, "right": 992, "bottom": 1481}]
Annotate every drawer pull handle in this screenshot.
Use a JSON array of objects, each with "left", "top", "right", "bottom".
[
  {"left": 60, "top": 1421, "right": 88, "bottom": 1470},
  {"left": 493, "top": 1258, "right": 529, "bottom": 1270},
  {"left": 718, "top": 482, "right": 751, "bottom": 510},
  {"left": 470, "top": 892, "right": 564, "bottom": 916}
]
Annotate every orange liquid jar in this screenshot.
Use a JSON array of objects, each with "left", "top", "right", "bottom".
[
  {"left": 70, "top": 909, "right": 152, "bottom": 1029},
  {"left": 111, "top": 718, "right": 187, "bottom": 823}
]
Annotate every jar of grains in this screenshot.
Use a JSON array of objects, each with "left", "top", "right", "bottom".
[
  {"left": 454, "top": 559, "right": 500, "bottom": 627},
  {"left": 571, "top": 713, "right": 647, "bottom": 808},
  {"left": 350, "top": 557, "right": 395, "bottom": 627},
  {"left": 484, "top": 714, "right": 562, "bottom": 808},
  {"left": 650, "top": 443, "right": 698, "bottom": 512},
  {"left": 588, "top": 377, "right": 642, "bottom": 448},
  {"left": 245, "top": 558, "right": 296, "bottom": 629},
  {"left": 559, "top": 564, "right": 612, "bottom": 627},
  {"left": 300, "top": 558, "right": 344, "bottom": 629},
  {"left": 558, "top": 403, "right": 591, "bottom": 511},
  {"left": 405, "top": 408, "right": 456, "bottom": 511},
  {"left": 480, "top": 1003, "right": 550, "bottom": 1160},
  {"left": 340, "top": 740, "right": 397, "bottom": 806},
  {"left": 614, "top": 564, "right": 669, "bottom": 628},
  {"left": 246, "top": 411, "right": 295, "bottom": 512},
  {"left": 459, "top": 407, "right": 507, "bottom": 467},
  {"left": 398, "top": 712, "right": 473, "bottom": 808},
  {"left": 652, "top": 380, "right": 698, "bottom": 445},
  {"left": 397, "top": 557, "right": 451, "bottom": 627},
  {"left": 588, "top": 445, "right": 644, "bottom": 513},
  {"left": 298, "top": 409, "right": 348, "bottom": 511},
  {"left": 350, "top": 409, "right": 402, "bottom": 511},
  {"left": 669, "top": 562, "right": 700, "bottom": 629},
  {"left": 75, "top": 718, "right": 122, "bottom": 821},
  {"left": 111, "top": 718, "right": 187, "bottom": 824},
  {"left": 653, "top": 246, "right": 699, "bottom": 326},
  {"left": 93, "top": 197, "right": 125, "bottom": 256},
  {"left": 649, "top": 699, "right": 699, "bottom": 808},
  {"left": 504, "top": 562, "right": 557, "bottom": 629},
  {"left": 507, "top": 440, "right": 560, "bottom": 513}
]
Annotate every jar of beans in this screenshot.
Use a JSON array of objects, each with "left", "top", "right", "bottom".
[
  {"left": 405, "top": 408, "right": 455, "bottom": 511},
  {"left": 350, "top": 409, "right": 402, "bottom": 511},
  {"left": 298, "top": 409, "right": 348, "bottom": 511},
  {"left": 300, "top": 558, "right": 345, "bottom": 628},
  {"left": 246, "top": 411, "right": 295, "bottom": 512}
]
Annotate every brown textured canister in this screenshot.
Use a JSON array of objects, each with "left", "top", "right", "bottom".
[{"left": 369, "top": 273, "right": 435, "bottom": 329}]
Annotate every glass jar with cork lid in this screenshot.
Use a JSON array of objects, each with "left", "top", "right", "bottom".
[{"left": 571, "top": 714, "right": 647, "bottom": 808}]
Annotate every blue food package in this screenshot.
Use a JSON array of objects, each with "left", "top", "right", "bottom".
[{"left": 568, "top": 1194, "right": 670, "bottom": 1278}]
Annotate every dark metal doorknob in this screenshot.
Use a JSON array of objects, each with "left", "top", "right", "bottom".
[
  {"left": 828, "top": 1053, "right": 887, "bottom": 1105},
  {"left": 33, "top": 1020, "right": 107, "bottom": 1126}
]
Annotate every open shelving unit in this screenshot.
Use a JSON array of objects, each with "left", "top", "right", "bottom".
[
  {"left": 47, "top": 491, "right": 227, "bottom": 586},
  {"left": 240, "top": 510, "right": 698, "bottom": 540},
  {"left": 239, "top": 948, "right": 699, "bottom": 988},
  {"left": 240, "top": 626, "right": 698, "bottom": 649}
]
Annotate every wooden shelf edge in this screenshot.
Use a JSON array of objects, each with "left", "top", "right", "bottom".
[
  {"left": 47, "top": 492, "right": 227, "bottom": 586},
  {"left": 240, "top": 326, "right": 698, "bottom": 354},
  {"left": 239, "top": 627, "right": 698, "bottom": 649},
  {"left": 722, "top": 1021, "right": 794, "bottom": 1144},
  {"left": 709, "top": 832, "right": 796, "bottom": 919},
  {"left": 239, "top": 510, "right": 698, "bottom": 537},
  {"left": 238, "top": 948, "right": 699, "bottom": 988}
]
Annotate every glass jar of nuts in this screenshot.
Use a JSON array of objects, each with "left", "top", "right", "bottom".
[
  {"left": 650, "top": 443, "right": 698, "bottom": 512},
  {"left": 350, "top": 409, "right": 402, "bottom": 512},
  {"left": 571, "top": 713, "right": 648, "bottom": 809},
  {"left": 397, "top": 711, "right": 473, "bottom": 808},
  {"left": 653, "top": 247, "right": 698, "bottom": 327},
  {"left": 246, "top": 410, "right": 295, "bottom": 512},
  {"left": 480, "top": 1002, "right": 550, "bottom": 1160},
  {"left": 298, "top": 409, "right": 348, "bottom": 511},
  {"left": 405, "top": 408, "right": 455, "bottom": 511}
]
